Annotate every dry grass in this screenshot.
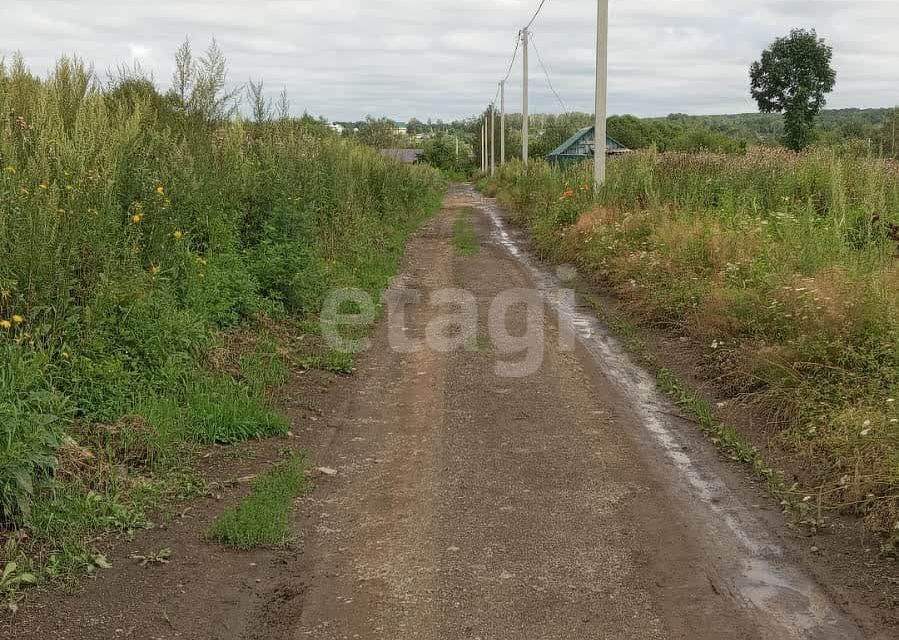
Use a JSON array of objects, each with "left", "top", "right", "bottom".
[{"left": 489, "top": 150, "right": 899, "bottom": 544}]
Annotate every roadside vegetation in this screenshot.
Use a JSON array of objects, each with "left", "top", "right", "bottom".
[
  {"left": 0, "top": 44, "right": 444, "bottom": 596},
  {"left": 452, "top": 207, "right": 480, "bottom": 255},
  {"left": 482, "top": 149, "right": 899, "bottom": 551},
  {"left": 207, "top": 455, "right": 307, "bottom": 549}
]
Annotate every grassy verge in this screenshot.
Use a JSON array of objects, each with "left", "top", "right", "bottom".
[
  {"left": 0, "top": 48, "right": 446, "bottom": 598},
  {"left": 452, "top": 207, "right": 480, "bottom": 255},
  {"left": 207, "top": 455, "right": 307, "bottom": 549},
  {"left": 484, "top": 150, "right": 899, "bottom": 551}
]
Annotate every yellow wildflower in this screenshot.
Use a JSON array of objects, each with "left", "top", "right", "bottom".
[
  {"left": 196, "top": 256, "right": 207, "bottom": 266},
  {"left": 156, "top": 185, "right": 165, "bottom": 196},
  {"left": 173, "top": 230, "right": 184, "bottom": 240},
  {"left": 62, "top": 351, "right": 70, "bottom": 360},
  {"left": 0, "top": 320, "right": 10, "bottom": 330},
  {"left": 12, "top": 314, "right": 23, "bottom": 325},
  {"left": 131, "top": 214, "right": 143, "bottom": 224}
]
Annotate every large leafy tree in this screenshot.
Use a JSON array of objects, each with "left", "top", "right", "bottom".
[{"left": 750, "top": 29, "right": 836, "bottom": 151}]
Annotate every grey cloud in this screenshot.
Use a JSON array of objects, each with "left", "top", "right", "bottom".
[{"left": 1, "top": 0, "right": 897, "bottom": 121}]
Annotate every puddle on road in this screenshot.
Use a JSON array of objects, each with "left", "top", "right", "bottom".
[{"left": 473, "top": 187, "right": 862, "bottom": 640}]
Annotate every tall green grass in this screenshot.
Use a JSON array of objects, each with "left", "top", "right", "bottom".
[
  {"left": 0, "top": 51, "right": 444, "bottom": 577},
  {"left": 489, "top": 151, "right": 899, "bottom": 543}
]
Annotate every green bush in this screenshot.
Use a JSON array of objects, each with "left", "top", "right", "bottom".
[
  {"left": 0, "top": 47, "right": 445, "bottom": 569},
  {"left": 0, "top": 345, "right": 71, "bottom": 524}
]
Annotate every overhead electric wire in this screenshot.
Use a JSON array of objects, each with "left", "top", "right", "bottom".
[
  {"left": 525, "top": 0, "right": 550, "bottom": 30},
  {"left": 501, "top": 32, "right": 521, "bottom": 84},
  {"left": 489, "top": 0, "right": 550, "bottom": 103},
  {"left": 531, "top": 33, "right": 569, "bottom": 113}
]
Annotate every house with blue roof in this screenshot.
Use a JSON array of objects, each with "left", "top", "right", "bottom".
[{"left": 547, "top": 126, "right": 629, "bottom": 167}]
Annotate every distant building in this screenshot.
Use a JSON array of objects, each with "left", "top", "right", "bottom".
[
  {"left": 394, "top": 122, "right": 408, "bottom": 136},
  {"left": 546, "top": 126, "right": 629, "bottom": 167},
  {"left": 379, "top": 148, "right": 423, "bottom": 164},
  {"left": 328, "top": 123, "right": 345, "bottom": 134}
]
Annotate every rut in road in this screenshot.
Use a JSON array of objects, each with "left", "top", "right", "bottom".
[{"left": 253, "top": 184, "right": 867, "bottom": 640}]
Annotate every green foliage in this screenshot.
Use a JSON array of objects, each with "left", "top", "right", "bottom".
[
  {"left": 240, "top": 339, "right": 289, "bottom": 396},
  {"left": 876, "top": 108, "right": 899, "bottom": 160},
  {"left": 608, "top": 114, "right": 746, "bottom": 153},
  {"left": 182, "top": 374, "right": 288, "bottom": 444},
  {"left": 452, "top": 207, "right": 480, "bottom": 255},
  {"left": 207, "top": 455, "right": 306, "bottom": 548},
  {"left": 750, "top": 29, "right": 837, "bottom": 151},
  {"left": 421, "top": 135, "right": 473, "bottom": 175},
  {"left": 357, "top": 116, "right": 402, "bottom": 149},
  {"left": 0, "top": 46, "right": 444, "bottom": 580},
  {"left": 0, "top": 345, "right": 71, "bottom": 524},
  {"left": 491, "top": 151, "right": 899, "bottom": 535}
]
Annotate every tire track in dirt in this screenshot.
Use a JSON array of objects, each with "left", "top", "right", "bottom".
[
  {"left": 11, "top": 185, "right": 877, "bottom": 639},
  {"left": 251, "top": 184, "right": 867, "bottom": 639}
]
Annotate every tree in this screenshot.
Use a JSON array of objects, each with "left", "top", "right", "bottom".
[
  {"left": 420, "top": 135, "right": 472, "bottom": 174},
  {"left": 750, "top": 29, "right": 836, "bottom": 151},
  {"left": 357, "top": 116, "right": 399, "bottom": 149},
  {"left": 406, "top": 117, "right": 426, "bottom": 135}
]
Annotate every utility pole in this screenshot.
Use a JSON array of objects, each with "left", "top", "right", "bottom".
[
  {"left": 500, "top": 80, "right": 506, "bottom": 165},
  {"left": 892, "top": 117, "right": 896, "bottom": 157},
  {"left": 482, "top": 117, "right": 487, "bottom": 173},
  {"left": 594, "top": 0, "right": 609, "bottom": 188},
  {"left": 490, "top": 104, "right": 496, "bottom": 176},
  {"left": 521, "top": 28, "right": 529, "bottom": 166}
]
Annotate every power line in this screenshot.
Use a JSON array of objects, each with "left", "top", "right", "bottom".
[
  {"left": 525, "top": 0, "right": 550, "bottom": 31},
  {"left": 501, "top": 32, "right": 521, "bottom": 84},
  {"left": 531, "top": 33, "right": 568, "bottom": 113},
  {"left": 492, "top": 0, "right": 550, "bottom": 101}
]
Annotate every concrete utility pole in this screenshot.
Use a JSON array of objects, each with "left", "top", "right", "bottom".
[
  {"left": 521, "top": 28, "right": 529, "bottom": 166},
  {"left": 594, "top": 0, "right": 609, "bottom": 187},
  {"left": 490, "top": 104, "right": 496, "bottom": 176},
  {"left": 482, "top": 118, "right": 487, "bottom": 173},
  {"left": 500, "top": 80, "right": 506, "bottom": 165}
]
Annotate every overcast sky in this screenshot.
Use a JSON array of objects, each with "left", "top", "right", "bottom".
[{"left": 2, "top": 1, "right": 897, "bottom": 122}]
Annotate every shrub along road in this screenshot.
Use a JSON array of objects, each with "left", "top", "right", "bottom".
[{"left": 7, "top": 185, "right": 895, "bottom": 639}]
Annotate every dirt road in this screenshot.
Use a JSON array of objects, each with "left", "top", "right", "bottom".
[
  {"left": 8, "top": 185, "right": 886, "bottom": 639},
  {"left": 254, "top": 184, "right": 873, "bottom": 639}
]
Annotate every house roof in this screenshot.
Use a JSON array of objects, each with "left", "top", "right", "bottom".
[
  {"left": 379, "top": 148, "right": 423, "bottom": 164},
  {"left": 547, "top": 126, "right": 628, "bottom": 157}
]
